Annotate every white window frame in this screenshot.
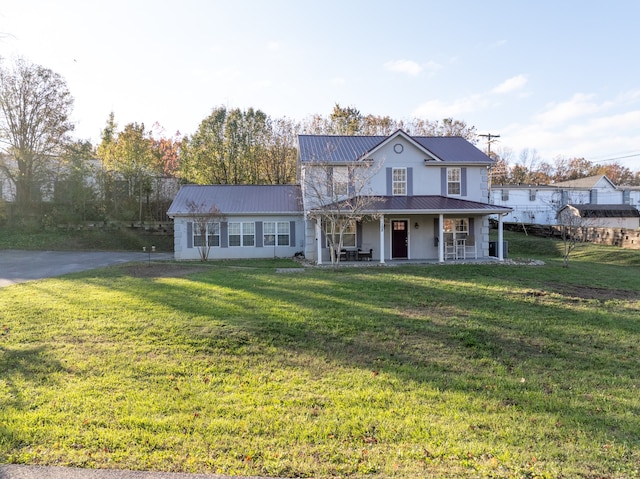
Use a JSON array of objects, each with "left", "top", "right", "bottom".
[
  {"left": 325, "top": 219, "right": 356, "bottom": 248},
  {"left": 264, "top": 221, "right": 290, "bottom": 246},
  {"left": 447, "top": 168, "right": 461, "bottom": 196},
  {"left": 332, "top": 166, "right": 349, "bottom": 196},
  {"left": 392, "top": 167, "right": 407, "bottom": 196},
  {"left": 228, "top": 222, "right": 255, "bottom": 247},
  {"left": 193, "top": 221, "right": 220, "bottom": 248},
  {"left": 444, "top": 218, "right": 469, "bottom": 237}
]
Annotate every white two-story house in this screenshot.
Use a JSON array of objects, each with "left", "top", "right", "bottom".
[{"left": 168, "top": 130, "right": 511, "bottom": 262}]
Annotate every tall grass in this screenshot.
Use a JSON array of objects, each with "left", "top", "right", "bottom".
[{"left": 1, "top": 235, "right": 639, "bottom": 478}]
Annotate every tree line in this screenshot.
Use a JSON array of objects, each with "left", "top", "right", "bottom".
[{"left": 1, "top": 57, "right": 638, "bottom": 227}]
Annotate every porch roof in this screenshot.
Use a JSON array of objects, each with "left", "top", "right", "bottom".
[{"left": 311, "top": 195, "right": 512, "bottom": 215}]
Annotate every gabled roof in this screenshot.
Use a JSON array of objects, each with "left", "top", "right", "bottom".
[
  {"left": 562, "top": 203, "right": 640, "bottom": 218},
  {"left": 167, "top": 185, "right": 302, "bottom": 216},
  {"left": 311, "top": 195, "right": 511, "bottom": 215},
  {"left": 552, "top": 175, "right": 616, "bottom": 189},
  {"left": 298, "top": 130, "right": 491, "bottom": 165}
]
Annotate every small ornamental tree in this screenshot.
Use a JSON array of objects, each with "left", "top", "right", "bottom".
[
  {"left": 302, "top": 159, "right": 381, "bottom": 267},
  {"left": 186, "top": 200, "right": 226, "bottom": 262},
  {"left": 557, "top": 205, "right": 591, "bottom": 268}
]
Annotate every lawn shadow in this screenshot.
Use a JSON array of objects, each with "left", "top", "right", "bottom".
[{"left": 76, "top": 263, "right": 640, "bottom": 444}]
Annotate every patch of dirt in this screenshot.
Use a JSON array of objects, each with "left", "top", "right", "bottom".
[
  {"left": 120, "top": 263, "right": 209, "bottom": 279},
  {"left": 545, "top": 282, "right": 639, "bottom": 301}
]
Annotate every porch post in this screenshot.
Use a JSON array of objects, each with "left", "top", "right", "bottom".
[
  {"left": 498, "top": 214, "right": 504, "bottom": 261},
  {"left": 379, "top": 215, "right": 385, "bottom": 264},
  {"left": 438, "top": 213, "right": 444, "bottom": 263},
  {"left": 315, "top": 218, "right": 322, "bottom": 265}
]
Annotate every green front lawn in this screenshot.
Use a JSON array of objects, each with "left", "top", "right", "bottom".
[{"left": 1, "top": 236, "right": 639, "bottom": 478}]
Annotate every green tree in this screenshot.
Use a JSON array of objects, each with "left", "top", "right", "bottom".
[
  {"left": 53, "top": 140, "right": 98, "bottom": 222},
  {"left": 96, "top": 116, "right": 163, "bottom": 222},
  {"left": 0, "top": 57, "right": 74, "bottom": 211},
  {"left": 180, "top": 106, "right": 273, "bottom": 185}
]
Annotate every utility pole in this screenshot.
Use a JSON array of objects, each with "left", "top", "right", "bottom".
[
  {"left": 480, "top": 133, "right": 500, "bottom": 203},
  {"left": 479, "top": 133, "right": 500, "bottom": 157}
]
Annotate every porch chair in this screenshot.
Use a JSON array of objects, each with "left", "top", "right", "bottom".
[
  {"left": 464, "top": 236, "right": 478, "bottom": 259},
  {"left": 444, "top": 233, "right": 456, "bottom": 260},
  {"left": 357, "top": 248, "right": 373, "bottom": 261}
]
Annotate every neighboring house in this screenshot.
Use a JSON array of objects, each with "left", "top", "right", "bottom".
[
  {"left": 491, "top": 175, "right": 640, "bottom": 226},
  {"left": 167, "top": 184, "right": 304, "bottom": 260},
  {"left": 558, "top": 204, "right": 640, "bottom": 229},
  {"left": 168, "top": 130, "right": 512, "bottom": 262}
]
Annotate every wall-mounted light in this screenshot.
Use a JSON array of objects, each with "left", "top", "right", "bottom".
[{"left": 414, "top": 222, "right": 420, "bottom": 229}]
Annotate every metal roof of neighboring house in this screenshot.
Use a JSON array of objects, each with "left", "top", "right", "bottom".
[
  {"left": 564, "top": 203, "right": 640, "bottom": 218},
  {"left": 167, "top": 185, "right": 303, "bottom": 216},
  {"left": 553, "top": 175, "right": 616, "bottom": 189},
  {"left": 298, "top": 131, "right": 491, "bottom": 164},
  {"left": 311, "top": 195, "right": 512, "bottom": 215}
]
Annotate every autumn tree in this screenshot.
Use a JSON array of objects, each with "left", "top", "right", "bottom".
[
  {"left": 96, "top": 115, "right": 166, "bottom": 222},
  {"left": 0, "top": 57, "right": 74, "bottom": 211}
]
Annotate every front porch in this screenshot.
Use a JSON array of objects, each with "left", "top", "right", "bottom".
[{"left": 309, "top": 212, "right": 508, "bottom": 265}]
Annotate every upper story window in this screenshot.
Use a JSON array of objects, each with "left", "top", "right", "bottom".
[
  {"left": 447, "top": 168, "right": 461, "bottom": 195},
  {"left": 392, "top": 167, "right": 407, "bottom": 196},
  {"left": 332, "top": 166, "right": 348, "bottom": 196}
]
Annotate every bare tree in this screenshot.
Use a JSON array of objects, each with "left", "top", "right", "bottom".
[
  {"left": 556, "top": 205, "right": 592, "bottom": 268},
  {"left": 0, "top": 57, "right": 74, "bottom": 210},
  {"left": 186, "top": 200, "right": 226, "bottom": 261},
  {"left": 302, "top": 158, "right": 381, "bottom": 267}
]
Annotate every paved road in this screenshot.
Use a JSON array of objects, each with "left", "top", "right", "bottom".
[
  {"left": 0, "top": 465, "right": 280, "bottom": 479},
  {"left": 0, "top": 250, "right": 174, "bottom": 287}
]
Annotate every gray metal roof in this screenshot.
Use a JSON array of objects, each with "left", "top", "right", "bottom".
[
  {"left": 566, "top": 203, "right": 640, "bottom": 218},
  {"left": 298, "top": 132, "right": 491, "bottom": 164},
  {"left": 167, "top": 185, "right": 303, "bottom": 216},
  {"left": 312, "top": 195, "right": 512, "bottom": 215}
]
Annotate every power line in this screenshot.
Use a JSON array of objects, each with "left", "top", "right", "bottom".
[
  {"left": 588, "top": 153, "right": 640, "bottom": 164},
  {"left": 479, "top": 133, "right": 500, "bottom": 156}
]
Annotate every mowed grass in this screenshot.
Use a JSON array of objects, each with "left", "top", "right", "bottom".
[{"left": 1, "top": 235, "right": 639, "bottom": 478}]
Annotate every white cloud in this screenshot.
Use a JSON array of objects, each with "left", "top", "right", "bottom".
[
  {"left": 267, "top": 41, "right": 281, "bottom": 51},
  {"left": 534, "top": 93, "right": 601, "bottom": 125},
  {"left": 413, "top": 94, "right": 489, "bottom": 118},
  {"left": 492, "top": 74, "right": 528, "bottom": 94},
  {"left": 331, "top": 77, "right": 346, "bottom": 86},
  {"left": 384, "top": 59, "right": 423, "bottom": 76}
]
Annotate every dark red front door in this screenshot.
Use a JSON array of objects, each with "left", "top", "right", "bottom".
[{"left": 391, "top": 220, "right": 408, "bottom": 258}]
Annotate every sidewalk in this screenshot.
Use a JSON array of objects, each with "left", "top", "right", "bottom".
[{"left": 0, "top": 465, "right": 282, "bottom": 479}]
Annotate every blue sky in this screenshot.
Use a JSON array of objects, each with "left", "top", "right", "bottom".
[{"left": 2, "top": 0, "right": 640, "bottom": 170}]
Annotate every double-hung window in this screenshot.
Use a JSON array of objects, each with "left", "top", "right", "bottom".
[
  {"left": 229, "top": 222, "right": 255, "bottom": 247},
  {"left": 392, "top": 167, "right": 407, "bottom": 196},
  {"left": 325, "top": 220, "right": 356, "bottom": 248},
  {"left": 332, "top": 166, "right": 349, "bottom": 196},
  {"left": 207, "top": 222, "right": 220, "bottom": 247},
  {"left": 447, "top": 168, "right": 461, "bottom": 195},
  {"left": 444, "top": 218, "right": 469, "bottom": 236},
  {"left": 193, "top": 222, "right": 220, "bottom": 247},
  {"left": 264, "top": 221, "right": 290, "bottom": 246}
]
